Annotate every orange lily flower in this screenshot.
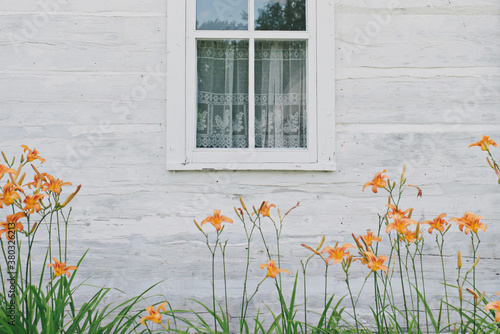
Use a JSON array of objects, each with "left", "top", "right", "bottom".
[
  {"left": 358, "top": 231, "right": 382, "bottom": 247},
  {"left": 0, "top": 165, "right": 17, "bottom": 181},
  {"left": 485, "top": 292, "right": 500, "bottom": 323},
  {"left": 386, "top": 216, "right": 412, "bottom": 235},
  {"left": 21, "top": 145, "right": 46, "bottom": 163},
  {"left": 1, "top": 183, "right": 25, "bottom": 207},
  {"left": 47, "top": 257, "right": 77, "bottom": 278},
  {"left": 140, "top": 302, "right": 169, "bottom": 327},
  {"left": 422, "top": 213, "right": 449, "bottom": 234},
  {"left": 200, "top": 209, "right": 233, "bottom": 231},
  {"left": 469, "top": 135, "right": 497, "bottom": 151},
  {"left": 321, "top": 243, "right": 354, "bottom": 265},
  {"left": 255, "top": 201, "right": 276, "bottom": 217},
  {"left": 364, "top": 251, "right": 389, "bottom": 272},
  {"left": 259, "top": 260, "right": 290, "bottom": 278},
  {"left": 0, "top": 212, "right": 26, "bottom": 241},
  {"left": 386, "top": 204, "right": 413, "bottom": 220},
  {"left": 450, "top": 212, "right": 487, "bottom": 235},
  {"left": 22, "top": 193, "right": 46, "bottom": 214},
  {"left": 43, "top": 175, "right": 72, "bottom": 195},
  {"left": 401, "top": 229, "right": 421, "bottom": 244},
  {"left": 24, "top": 172, "right": 49, "bottom": 189},
  {"left": 363, "top": 170, "right": 389, "bottom": 193}
]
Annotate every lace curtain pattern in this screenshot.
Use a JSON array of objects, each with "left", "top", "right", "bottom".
[
  {"left": 197, "top": 40, "right": 249, "bottom": 148},
  {"left": 196, "top": 39, "right": 307, "bottom": 149},
  {"left": 255, "top": 40, "right": 307, "bottom": 148}
]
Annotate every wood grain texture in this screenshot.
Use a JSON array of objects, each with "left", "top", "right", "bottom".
[{"left": 0, "top": 0, "right": 499, "bottom": 329}]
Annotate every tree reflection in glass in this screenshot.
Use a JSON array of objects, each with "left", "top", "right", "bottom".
[
  {"left": 196, "top": 0, "right": 249, "bottom": 30},
  {"left": 255, "top": 0, "right": 306, "bottom": 31}
]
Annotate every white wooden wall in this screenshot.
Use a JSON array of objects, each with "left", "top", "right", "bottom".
[{"left": 1, "top": 0, "right": 499, "bottom": 328}]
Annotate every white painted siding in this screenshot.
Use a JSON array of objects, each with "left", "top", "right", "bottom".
[{"left": 1, "top": 0, "right": 499, "bottom": 328}]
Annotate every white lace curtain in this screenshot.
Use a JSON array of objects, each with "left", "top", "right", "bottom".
[{"left": 196, "top": 39, "right": 307, "bottom": 148}]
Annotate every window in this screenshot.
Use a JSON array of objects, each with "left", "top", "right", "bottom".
[{"left": 166, "top": 0, "right": 335, "bottom": 170}]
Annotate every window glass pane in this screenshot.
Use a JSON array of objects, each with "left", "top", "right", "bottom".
[
  {"left": 255, "top": 40, "right": 307, "bottom": 148},
  {"left": 197, "top": 0, "right": 248, "bottom": 30},
  {"left": 197, "top": 40, "right": 249, "bottom": 148},
  {"left": 255, "top": 0, "right": 306, "bottom": 31}
]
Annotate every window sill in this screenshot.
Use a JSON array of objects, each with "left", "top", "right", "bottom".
[{"left": 166, "top": 161, "right": 336, "bottom": 171}]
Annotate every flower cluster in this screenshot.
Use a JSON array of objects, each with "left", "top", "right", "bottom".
[{"left": 0, "top": 146, "right": 80, "bottom": 278}]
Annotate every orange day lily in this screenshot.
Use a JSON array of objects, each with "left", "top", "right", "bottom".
[
  {"left": 255, "top": 201, "right": 276, "bottom": 217},
  {"left": 47, "top": 257, "right": 77, "bottom": 278},
  {"left": 386, "top": 204, "right": 413, "bottom": 220},
  {"left": 24, "top": 172, "right": 49, "bottom": 189},
  {"left": 0, "top": 212, "right": 26, "bottom": 241},
  {"left": 1, "top": 183, "right": 25, "bottom": 207},
  {"left": 260, "top": 260, "right": 290, "bottom": 279},
  {"left": 200, "top": 209, "right": 233, "bottom": 232},
  {"left": 469, "top": 135, "right": 497, "bottom": 152},
  {"left": 21, "top": 145, "right": 46, "bottom": 163},
  {"left": 386, "top": 215, "right": 412, "bottom": 235},
  {"left": 22, "top": 193, "right": 46, "bottom": 214},
  {"left": 0, "top": 165, "right": 17, "bottom": 181},
  {"left": 485, "top": 292, "right": 500, "bottom": 323},
  {"left": 450, "top": 212, "right": 487, "bottom": 235},
  {"left": 43, "top": 175, "right": 72, "bottom": 195},
  {"left": 321, "top": 243, "right": 354, "bottom": 265},
  {"left": 140, "top": 302, "right": 169, "bottom": 328},
  {"left": 401, "top": 229, "right": 421, "bottom": 244},
  {"left": 359, "top": 251, "right": 389, "bottom": 272},
  {"left": 357, "top": 231, "right": 382, "bottom": 247},
  {"left": 422, "top": 213, "right": 449, "bottom": 234},
  {"left": 362, "top": 170, "right": 389, "bottom": 193}
]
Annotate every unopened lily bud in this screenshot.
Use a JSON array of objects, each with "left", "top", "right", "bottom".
[
  {"left": 239, "top": 197, "right": 247, "bottom": 211},
  {"left": 234, "top": 207, "right": 242, "bottom": 219},
  {"left": 11, "top": 163, "right": 22, "bottom": 183},
  {"left": 466, "top": 287, "right": 479, "bottom": 299},
  {"left": 479, "top": 291, "right": 486, "bottom": 304},
  {"left": 408, "top": 208, "right": 413, "bottom": 219},
  {"left": 34, "top": 178, "right": 43, "bottom": 194},
  {"left": 472, "top": 254, "right": 480, "bottom": 269},
  {"left": 387, "top": 195, "right": 391, "bottom": 205},
  {"left": 194, "top": 219, "right": 203, "bottom": 232},
  {"left": 457, "top": 250, "right": 462, "bottom": 269},
  {"left": 1, "top": 151, "right": 8, "bottom": 164},
  {"left": 352, "top": 233, "right": 364, "bottom": 250},
  {"left": 401, "top": 164, "right": 406, "bottom": 183},
  {"left": 316, "top": 235, "right": 325, "bottom": 251},
  {"left": 17, "top": 172, "right": 26, "bottom": 186},
  {"left": 415, "top": 222, "right": 420, "bottom": 238},
  {"left": 31, "top": 164, "right": 42, "bottom": 177},
  {"left": 459, "top": 285, "right": 463, "bottom": 301},
  {"left": 60, "top": 185, "right": 81, "bottom": 208},
  {"left": 30, "top": 222, "right": 38, "bottom": 234},
  {"left": 487, "top": 157, "right": 494, "bottom": 169}
]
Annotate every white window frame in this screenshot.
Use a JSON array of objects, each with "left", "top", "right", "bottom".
[{"left": 166, "top": 0, "right": 335, "bottom": 171}]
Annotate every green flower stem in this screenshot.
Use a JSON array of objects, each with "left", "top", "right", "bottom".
[
  {"left": 396, "top": 239, "right": 410, "bottom": 331},
  {"left": 324, "top": 264, "right": 328, "bottom": 309},
  {"left": 221, "top": 240, "right": 229, "bottom": 324},
  {"left": 436, "top": 232, "right": 450, "bottom": 327},
  {"left": 345, "top": 268, "right": 359, "bottom": 334}
]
